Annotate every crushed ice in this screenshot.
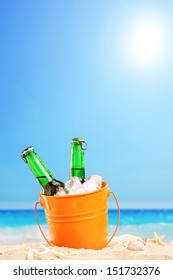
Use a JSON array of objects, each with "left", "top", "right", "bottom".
[{"left": 55, "top": 175, "right": 102, "bottom": 196}]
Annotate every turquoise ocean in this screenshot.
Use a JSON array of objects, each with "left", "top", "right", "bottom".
[{"left": 0, "top": 209, "right": 173, "bottom": 245}]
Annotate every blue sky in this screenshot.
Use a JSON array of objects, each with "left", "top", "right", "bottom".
[{"left": 0, "top": 0, "right": 173, "bottom": 209}]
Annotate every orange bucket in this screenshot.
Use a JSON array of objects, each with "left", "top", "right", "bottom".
[{"left": 35, "top": 181, "right": 120, "bottom": 250}]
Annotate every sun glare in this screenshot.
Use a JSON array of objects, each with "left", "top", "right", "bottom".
[{"left": 122, "top": 15, "right": 169, "bottom": 70}]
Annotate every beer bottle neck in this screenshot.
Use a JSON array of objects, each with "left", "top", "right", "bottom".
[
  {"left": 70, "top": 140, "right": 86, "bottom": 181},
  {"left": 23, "top": 150, "right": 54, "bottom": 187}
]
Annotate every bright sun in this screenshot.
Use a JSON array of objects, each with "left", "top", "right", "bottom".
[{"left": 123, "top": 15, "right": 169, "bottom": 69}]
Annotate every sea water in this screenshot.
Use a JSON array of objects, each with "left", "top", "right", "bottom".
[
  {"left": 0, "top": 209, "right": 173, "bottom": 245},
  {"left": 109, "top": 209, "right": 173, "bottom": 243}
]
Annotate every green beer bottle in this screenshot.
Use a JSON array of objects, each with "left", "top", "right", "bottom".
[
  {"left": 21, "top": 146, "right": 65, "bottom": 195},
  {"left": 70, "top": 137, "right": 87, "bottom": 183}
]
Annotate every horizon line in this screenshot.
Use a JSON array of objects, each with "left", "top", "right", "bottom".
[{"left": 0, "top": 200, "right": 172, "bottom": 210}]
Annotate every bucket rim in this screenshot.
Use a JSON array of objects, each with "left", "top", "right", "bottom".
[{"left": 40, "top": 181, "right": 108, "bottom": 199}]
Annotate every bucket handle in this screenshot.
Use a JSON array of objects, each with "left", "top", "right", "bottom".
[
  {"left": 106, "top": 191, "right": 120, "bottom": 246},
  {"left": 34, "top": 201, "right": 54, "bottom": 247}
]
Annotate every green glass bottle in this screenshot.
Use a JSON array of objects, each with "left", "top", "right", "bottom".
[
  {"left": 70, "top": 137, "right": 87, "bottom": 183},
  {"left": 21, "top": 146, "right": 65, "bottom": 195}
]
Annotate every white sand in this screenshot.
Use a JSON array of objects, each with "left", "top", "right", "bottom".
[{"left": 0, "top": 234, "right": 173, "bottom": 260}]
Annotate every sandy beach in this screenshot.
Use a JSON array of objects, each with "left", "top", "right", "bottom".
[{"left": 0, "top": 234, "right": 173, "bottom": 260}]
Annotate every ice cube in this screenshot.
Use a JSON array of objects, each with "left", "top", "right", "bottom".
[
  {"left": 55, "top": 187, "right": 67, "bottom": 196},
  {"left": 82, "top": 180, "right": 98, "bottom": 192},
  {"left": 65, "top": 176, "right": 82, "bottom": 192},
  {"left": 87, "top": 174, "right": 102, "bottom": 189},
  {"left": 69, "top": 186, "right": 88, "bottom": 195},
  {"left": 76, "top": 187, "right": 88, "bottom": 194}
]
